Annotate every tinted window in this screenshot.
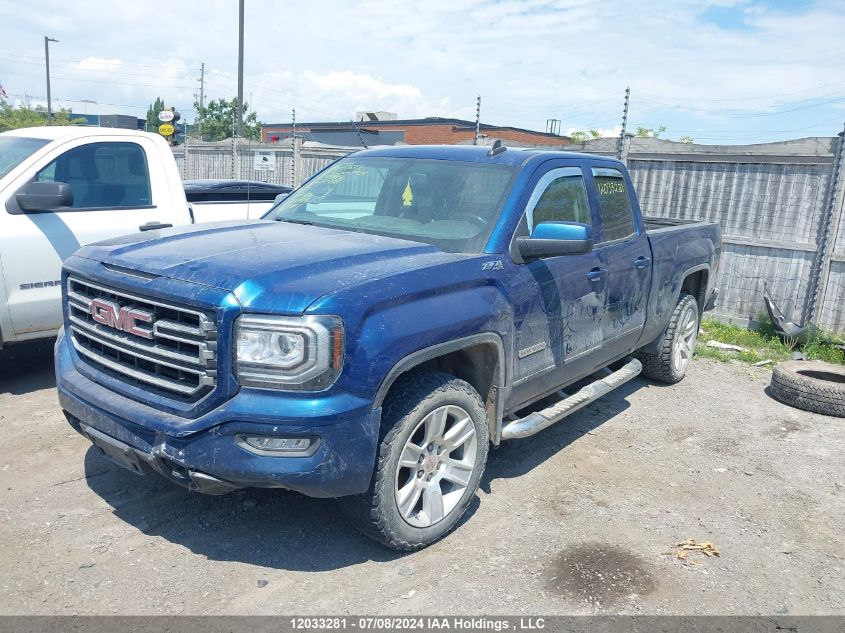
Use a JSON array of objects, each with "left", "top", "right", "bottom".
[
  {"left": 592, "top": 167, "right": 635, "bottom": 242},
  {"left": 527, "top": 168, "right": 591, "bottom": 231},
  {"left": 36, "top": 142, "right": 152, "bottom": 209},
  {"left": 272, "top": 156, "right": 517, "bottom": 254},
  {"left": 0, "top": 136, "right": 49, "bottom": 179}
]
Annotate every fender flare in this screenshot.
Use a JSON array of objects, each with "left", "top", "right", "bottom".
[
  {"left": 373, "top": 332, "right": 507, "bottom": 443},
  {"left": 640, "top": 264, "right": 711, "bottom": 354},
  {"left": 680, "top": 263, "right": 711, "bottom": 309}
]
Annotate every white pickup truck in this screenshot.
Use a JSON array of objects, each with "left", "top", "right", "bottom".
[{"left": 0, "top": 126, "right": 285, "bottom": 347}]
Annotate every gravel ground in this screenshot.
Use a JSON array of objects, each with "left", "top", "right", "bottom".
[{"left": 0, "top": 341, "right": 842, "bottom": 615}]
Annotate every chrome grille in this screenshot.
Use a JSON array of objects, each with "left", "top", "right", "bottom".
[{"left": 67, "top": 276, "right": 217, "bottom": 400}]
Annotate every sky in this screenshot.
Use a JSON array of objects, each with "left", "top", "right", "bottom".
[{"left": 1, "top": 0, "right": 844, "bottom": 143}]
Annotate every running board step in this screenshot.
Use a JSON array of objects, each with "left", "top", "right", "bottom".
[{"left": 501, "top": 357, "right": 642, "bottom": 440}]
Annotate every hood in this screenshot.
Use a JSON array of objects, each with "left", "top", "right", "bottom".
[{"left": 75, "top": 220, "right": 462, "bottom": 314}]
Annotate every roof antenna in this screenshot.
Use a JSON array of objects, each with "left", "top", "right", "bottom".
[
  {"left": 487, "top": 139, "right": 506, "bottom": 157},
  {"left": 351, "top": 119, "right": 369, "bottom": 149}
]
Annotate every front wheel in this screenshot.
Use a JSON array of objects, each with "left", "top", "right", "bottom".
[
  {"left": 342, "top": 371, "right": 489, "bottom": 550},
  {"left": 636, "top": 293, "right": 700, "bottom": 384}
]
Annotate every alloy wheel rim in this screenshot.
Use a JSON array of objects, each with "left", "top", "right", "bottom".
[
  {"left": 394, "top": 404, "right": 478, "bottom": 528},
  {"left": 672, "top": 304, "right": 699, "bottom": 373}
]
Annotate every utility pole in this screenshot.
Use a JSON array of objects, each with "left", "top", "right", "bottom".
[
  {"left": 44, "top": 36, "right": 58, "bottom": 123},
  {"left": 616, "top": 86, "right": 630, "bottom": 161},
  {"left": 474, "top": 95, "right": 481, "bottom": 145},
  {"left": 236, "top": 0, "right": 245, "bottom": 138}
]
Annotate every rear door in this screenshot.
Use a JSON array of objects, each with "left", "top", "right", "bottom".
[
  {"left": 589, "top": 165, "right": 652, "bottom": 357},
  {"left": 1, "top": 137, "right": 170, "bottom": 336}
]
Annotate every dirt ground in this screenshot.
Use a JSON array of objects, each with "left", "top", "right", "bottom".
[{"left": 0, "top": 341, "right": 842, "bottom": 616}]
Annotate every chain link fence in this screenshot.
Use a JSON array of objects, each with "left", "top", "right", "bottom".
[{"left": 172, "top": 138, "right": 355, "bottom": 188}]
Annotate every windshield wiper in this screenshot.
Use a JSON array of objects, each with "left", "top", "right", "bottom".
[{"left": 276, "top": 217, "right": 313, "bottom": 225}]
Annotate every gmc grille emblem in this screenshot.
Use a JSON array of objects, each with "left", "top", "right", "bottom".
[{"left": 89, "top": 298, "right": 154, "bottom": 339}]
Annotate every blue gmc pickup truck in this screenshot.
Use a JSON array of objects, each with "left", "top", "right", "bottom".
[{"left": 56, "top": 144, "right": 720, "bottom": 550}]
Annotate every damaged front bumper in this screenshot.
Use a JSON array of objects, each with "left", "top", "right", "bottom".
[{"left": 56, "top": 329, "right": 381, "bottom": 498}]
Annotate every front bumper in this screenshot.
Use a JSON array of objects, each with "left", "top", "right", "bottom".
[{"left": 56, "top": 329, "right": 381, "bottom": 497}]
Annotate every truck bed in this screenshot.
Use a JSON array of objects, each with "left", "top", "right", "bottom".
[{"left": 644, "top": 215, "right": 713, "bottom": 232}]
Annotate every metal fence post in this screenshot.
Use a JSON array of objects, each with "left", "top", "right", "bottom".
[
  {"left": 292, "top": 136, "right": 301, "bottom": 188},
  {"left": 616, "top": 87, "right": 630, "bottom": 161},
  {"left": 182, "top": 132, "right": 189, "bottom": 180},
  {"left": 808, "top": 124, "right": 845, "bottom": 325},
  {"left": 620, "top": 133, "right": 633, "bottom": 166},
  {"left": 813, "top": 130, "right": 845, "bottom": 324},
  {"left": 231, "top": 135, "right": 236, "bottom": 180}
]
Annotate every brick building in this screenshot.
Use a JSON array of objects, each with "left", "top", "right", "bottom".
[{"left": 261, "top": 117, "right": 569, "bottom": 147}]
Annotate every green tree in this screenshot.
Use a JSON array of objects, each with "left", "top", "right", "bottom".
[
  {"left": 0, "top": 101, "right": 83, "bottom": 132},
  {"left": 635, "top": 125, "right": 667, "bottom": 138},
  {"left": 634, "top": 126, "right": 694, "bottom": 143},
  {"left": 569, "top": 129, "right": 602, "bottom": 143},
  {"left": 192, "top": 97, "right": 261, "bottom": 141},
  {"left": 144, "top": 97, "right": 165, "bottom": 133}
]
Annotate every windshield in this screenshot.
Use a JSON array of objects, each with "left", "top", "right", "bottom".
[
  {"left": 0, "top": 136, "right": 50, "bottom": 179},
  {"left": 269, "top": 156, "right": 518, "bottom": 254}
]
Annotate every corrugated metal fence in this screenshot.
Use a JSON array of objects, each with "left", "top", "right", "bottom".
[
  {"left": 559, "top": 135, "right": 845, "bottom": 334},
  {"left": 173, "top": 134, "right": 845, "bottom": 334}
]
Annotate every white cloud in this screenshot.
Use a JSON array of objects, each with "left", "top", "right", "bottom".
[
  {"left": 302, "top": 71, "right": 420, "bottom": 101},
  {"left": 73, "top": 57, "right": 122, "bottom": 73}
]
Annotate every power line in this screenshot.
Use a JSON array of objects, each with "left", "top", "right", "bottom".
[
  {"left": 638, "top": 114, "right": 845, "bottom": 137},
  {"left": 485, "top": 91, "right": 622, "bottom": 111},
  {"left": 636, "top": 96, "right": 845, "bottom": 118},
  {"left": 0, "top": 51, "right": 199, "bottom": 71},
  {"left": 0, "top": 56, "right": 199, "bottom": 80},
  {"left": 0, "top": 68, "right": 195, "bottom": 90},
  {"left": 638, "top": 79, "right": 845, "bottom": 103}
]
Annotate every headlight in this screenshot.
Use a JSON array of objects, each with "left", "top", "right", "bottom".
[{"left": 234, "top": 315, "right": 343, "bottom": 390}]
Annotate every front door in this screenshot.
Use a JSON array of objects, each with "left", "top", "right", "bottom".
[{"left": 509, "top": 165, "right": 608, "bottom": 407}]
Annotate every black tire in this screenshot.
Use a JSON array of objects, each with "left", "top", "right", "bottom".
[
  {"left": 341, "top": 370, "right": 489, "bottom": 551},
  {"left": 769, "top": 361, "right": 845, "bottom": 418},
  {"left": 635, "top": 293, "right": 699, "bottom": 384}
]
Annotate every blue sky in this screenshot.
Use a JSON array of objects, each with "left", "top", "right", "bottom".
[{"left": 1, "top": 0, "right": 843, "bottom": 143}]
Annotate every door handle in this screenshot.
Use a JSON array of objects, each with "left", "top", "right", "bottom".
[
  {"left": 587, "top": 267, "right": 608, "bottom": 282},
  {"left": 634, "top": 256, "right": 651, "bottom": 269},
  {"left": 139, "top": 221, "right": 173, "bottom": 232}
]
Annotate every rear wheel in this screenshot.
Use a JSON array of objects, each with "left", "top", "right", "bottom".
[
  {"left": 636, "top": 293, "right": 699, "bottom": 384},
  {"left": 343, "top": 371, "right": 489, "bottom": 550}
]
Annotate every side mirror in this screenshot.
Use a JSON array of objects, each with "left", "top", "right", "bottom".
[
  {"left": 273, "top": 192, "right": 289, "bottom": 204},
  {"left": 515, "top": 221, "right": 592, "bottom": 260},
  {"left": 16, "top": 181, "right": 73, "bottom": 213}
]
